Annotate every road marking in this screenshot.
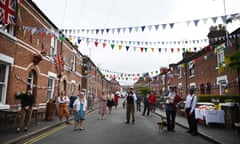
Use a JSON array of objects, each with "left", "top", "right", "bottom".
[
  {"left": 23, "top": 124, "right": 66, "bottom": 144},
  {"left": 22, "top": 109, "right": 96, "bottom": 144}
]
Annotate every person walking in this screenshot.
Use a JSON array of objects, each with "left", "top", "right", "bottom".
[
  {"left": 73, "top": 92, "right": 87, "bottom": 131},
  {"left": 142, "top": 94, "right": 150, "bottom": 116},
  {"left": 125, "top": 87, "right": 137, "bottom": 124},
  {"left": 165, "top": 85, "right": 178, "bottom": 132},
  {"left": 106, "top": 92, "right": 114, "bottom": 114},
  {"left": 114, "top": 92, "right": 119, "bottom": 110},
  {"left": 185, "top": 87, "right": 198, "bottom": 136},
  {"left": 16, "top": 87, "right": 34, "bottom": 133},
  {"left": 136, "top": 94, "right": 142, "bottom": 112},
  {"left": 98, "top": 92, "right": 107, "bottom": 120},
  {"left": 57, "top": 91, "right": 71, "bottom": 124},
  {"left": 148, "top": 91, "right": 156, "bottom": 116},
  {"left": 87, "top": 93, "right": 93, "bottom": 110}
]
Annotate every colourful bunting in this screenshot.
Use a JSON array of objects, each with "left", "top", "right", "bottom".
[{"left": 94, "top": 41, "right": 99, "bottom": 47}]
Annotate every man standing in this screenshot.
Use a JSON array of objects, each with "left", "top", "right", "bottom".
[
  {"left": 142, "top": 94, "right": 150, "bottom": 116},
  {"left": 16, "top": 87, "right": 34, "bottom": 133},
  {"left": 165, "top": 85, "right": 177, "bottom": 132},
  {"left": 185, "top": 87, "right": 198, "bottom": 136},
  {"left": 57, "top": 91, "right": 71, "bottom": 124},
  {"left": 136, "top": 94, "right": 142, "bottom": 112},
  {"left": 125, "top": 87, "right": 137, "bottom": 124}
]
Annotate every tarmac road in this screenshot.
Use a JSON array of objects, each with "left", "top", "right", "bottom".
[{"left": 19, "top": 100, "right": 216, "bottom": 144}]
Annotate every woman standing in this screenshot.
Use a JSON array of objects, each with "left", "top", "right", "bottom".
[
  {"left": 148, "top": 91, "right": 156, "bottom": 116},
  {"left": 98, "top": 92, "right": 107, "bottom": 120},
  {"left": 73, "top": 92, "right": 87, "bottom": 131},
  {"left": 106, "top": 92, "right": 114, "bottom": 114}
]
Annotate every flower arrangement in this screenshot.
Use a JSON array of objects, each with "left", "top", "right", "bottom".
[{"left": 15, "top": 91, "right": 25, "bottom": 99}]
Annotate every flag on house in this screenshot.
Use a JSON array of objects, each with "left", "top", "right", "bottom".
[
  {"left": 0, "top": 0, "right": 17, "bottom": 25},
  {"left": 54, "top": 54, "right": 64, "bottom": 76}
]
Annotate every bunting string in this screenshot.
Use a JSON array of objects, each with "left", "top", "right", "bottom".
[
  {"left": 62, "top": 13, "right": 240, "bottom": 35},
  {"left": 15, "top": 74, "right": 58, "bottom": 89}
]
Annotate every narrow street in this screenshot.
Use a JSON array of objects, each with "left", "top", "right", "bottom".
[{"left": 20, "top": 99, "right": 215, "bottom": 144}]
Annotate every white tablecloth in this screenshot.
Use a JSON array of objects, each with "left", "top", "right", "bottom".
[{"left": 195, "top": 108, "right": 225, "bottom": 125}]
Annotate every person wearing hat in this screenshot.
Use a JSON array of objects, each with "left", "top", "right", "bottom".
[
  {"left": 125, "top": 87, "right": 137, "bottom": 124},
  {"left": 165, "top": 85, "right": 178, "bottom": 132},
  {"left": 16, "top": 87, "right": 34, "bottom": 133},
  {"left": 57, "top": 91, "right": 71, "bottom": 125},
  {"left": 184, "top": 86, "right": 198, "bottom": 136}
]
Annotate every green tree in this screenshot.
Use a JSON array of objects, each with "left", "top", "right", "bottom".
[
  {"left": 226, "top": 50, "right": 240, "bottom": 97},
  {"left": 226, "top": 51, "right": 240, "bottom": 71},
  {"left": 136, "top": 86, "right": 152, "bottom": 96}
]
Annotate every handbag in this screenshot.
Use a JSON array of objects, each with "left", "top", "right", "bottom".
[{"left": 173, "top": 95, "right": 182, "bottom": 106}]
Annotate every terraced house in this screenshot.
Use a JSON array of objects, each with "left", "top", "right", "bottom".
[
  {"left": 0, "top": 0, "right": 110, "bottom": 109},
  {"left": 167, "top": 25, "right": 240, "bottom": 98},
  {"left": 135, "top": 24, "right": 240, "bottom": 101}
]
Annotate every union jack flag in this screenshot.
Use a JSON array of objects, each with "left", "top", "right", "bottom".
[
  {"left": 0, "top": 0, "right": 17, "bottom": 25},
  {"left": 54, "top": 54, "right": 64, "bottom": 75}
]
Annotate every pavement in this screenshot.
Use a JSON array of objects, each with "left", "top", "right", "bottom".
[{"left": 0, "top": 104, "right": 239, "bottom": 144}]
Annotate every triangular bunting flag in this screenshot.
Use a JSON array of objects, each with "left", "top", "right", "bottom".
[
  {"left": 96, "top": 29, "right": 99, "bottom": 35},
  {"left": 77, "top": 38, "right": 81, "bottom": 44},
  {"left": 117, "top": 28, "right": 121, "bottom": 34},
  {"left": 158, "top": 48, "right": 161, "bottom": 53},
  {"left": 193, "top": 19, "right": 199, "bottom": 27},
  {"left": 106, "top": 29, "right": 110, "bottom": 34},
  {"left": 111, "top": 44, "right": 115, "bottom": 49},
  {"left": 126, "top": 46, "right": 130, "bottom": 51},
  {"left": 154, "top": 24, "right": 159, "bottom": 31},
  {"left": 102, "top": 43, "right": 106, "bottom": 48},
  {"left": 94, "top": 41, "right": 99, "bottom": 47},
  {"left": 151, "top": 48, "right": 154, "bottom": 52},
  {"left": 212, "top": 17, "right": 218, "bottom": 24},
  {"left": 169, "top": 23, "right": 174, "bottom": 29},
  {"left": 118, "top": 45, "right": 122, "bottom": 50},
  {"left": 162, "top": 24, "right": 167, "bottom": 30},
  {"left": 221, "top": 15, "right": 227, "bottom": 23},
  {"left": 141, "top": 26, "right": 145, "bottom": 32},
  {"left": 148, "top": 25, "right": 152, "bottom": 31},
  {"left": 129, "top": 27, "right": 133, "bottom": 33}
]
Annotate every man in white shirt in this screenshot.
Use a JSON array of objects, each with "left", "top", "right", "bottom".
[{"left": 184, "top": 87, "right": 198, "bottom": 136}]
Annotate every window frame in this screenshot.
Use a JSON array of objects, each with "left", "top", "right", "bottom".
[
  {"left": 216, "top": 45, "right": 225, "bottom": 67},
  {"left": 47, "top": 77, "right": 55, "bottom": 101},
  {"left": 50, "top": 36, "right": 58, "bottom": 58},
  {"left": 0, "top": 54, "right": 13, "bottom": 106}
]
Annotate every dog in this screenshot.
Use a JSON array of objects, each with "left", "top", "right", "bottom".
[{"left": 157, "top": 117, "right": 167, "bottom": 132}]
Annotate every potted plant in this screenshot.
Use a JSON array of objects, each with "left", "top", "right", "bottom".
[
  {"left": 33, "top": 54, "right": 43, "bottom": 65},
  {"left": 15, "top": 91, "right": 25, "bottom": 99}
]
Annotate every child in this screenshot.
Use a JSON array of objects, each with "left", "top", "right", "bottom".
[{"left": 73, "top": 92, "right": 87, "bottom": 131}]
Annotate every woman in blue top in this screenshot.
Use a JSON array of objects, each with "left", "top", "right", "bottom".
[{"left": 73, "top": 92, "right": 87, "bottom": 131}]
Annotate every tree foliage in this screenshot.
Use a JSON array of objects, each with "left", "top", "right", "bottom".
[
  {"left": 226, "top": 51, "right": 240, "bottom": 73},
  {"left": 136, "top": 86, "right": 152, "bottom": 96}
]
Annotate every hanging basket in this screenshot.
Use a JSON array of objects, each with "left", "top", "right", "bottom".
[{"left": 33, "top": 54, "right": 43, "bottom": 65}]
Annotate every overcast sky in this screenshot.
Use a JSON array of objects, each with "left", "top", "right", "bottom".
[{"left": 32, "top": 0, "right": 240, "bottom": 85}]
